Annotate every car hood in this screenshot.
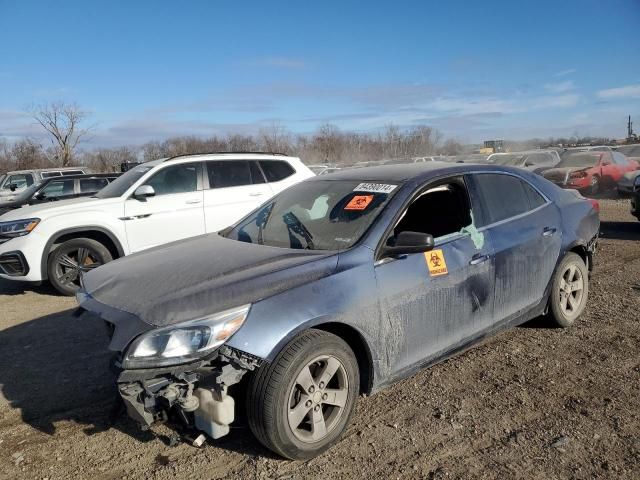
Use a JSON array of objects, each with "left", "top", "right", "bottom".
[
  {"left": 80, "top": 233, "right": 339, "bottom": 330},
  {"left": 0, "top": 196, "right": 115, "bottom": 221}
]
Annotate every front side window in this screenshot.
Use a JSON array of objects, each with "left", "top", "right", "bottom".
[
  {"left": 392, "top": 178, "right": 473, "bottom": 240},
  {"left": 225, "top": 180, "right": 398, "bottom": 250},
  {"left": 259, "top": 160, "right": 295, "bottom": 182},
  {"left": 5, "top": 174, "right": 34, "bottom": 189},
  {"left": 79, "top": 178, "right": 109, "bottom": 192},
  {"left": 144, "top": 163, "right": 199, "bottom": 195},
  {"left": 473, "top": 174, "right": 544, "bottom": 225},
  {"left": 40, "top": 179, "right": 75, "bottom": 198},
  {"left": 95, "top": 164, "right": 154, "bottom": 199}
]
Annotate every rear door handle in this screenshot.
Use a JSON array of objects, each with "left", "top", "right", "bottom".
[
  {"left": 469, "top": 254, "right": 489, "bottom": 266},
  {"left": 249, "top": 192, "right": 264, "bottom": 197},
  {"left": 542, "top": 227, "right": 557, "bottom": 237},
  {"left": 185, "top": 199, "right": 202, "bottom": 204}
]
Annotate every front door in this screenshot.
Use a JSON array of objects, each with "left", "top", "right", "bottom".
[
  {"left": 124, "top": 162, "right": 205, "bottom": 252},
  {"left": 374, "top": 177, "right": 495, "bottom": 376}
]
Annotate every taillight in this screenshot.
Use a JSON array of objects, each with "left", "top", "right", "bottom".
[
  {"left": 570, "top": 171, "right": 588, "bottom": 179},
  {"left": 588, "top": 199, "right": 600, "bottom": 213}
]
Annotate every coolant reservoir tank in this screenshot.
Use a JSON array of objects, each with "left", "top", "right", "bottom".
[{"left": 193, "top": 388, "right": 235, "bottom": 439}]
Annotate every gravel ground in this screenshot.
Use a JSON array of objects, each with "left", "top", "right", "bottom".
[{"left": 0, "top": 198, "right": 638, "bottom": 480}]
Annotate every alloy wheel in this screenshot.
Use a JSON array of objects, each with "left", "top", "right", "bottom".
[
  {"left": 55, "top": 247, "right": 103, "bottom": 288},
  {"left": 287, "top": 355, "right": 349, "bottom": 443},
  {"left": 559, "top": 264, "right": 584, "bottom": 318}
]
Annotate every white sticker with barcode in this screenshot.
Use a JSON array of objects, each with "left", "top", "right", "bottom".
[{"left": 353, "top": 183, "right": 397, "bottom": 194}]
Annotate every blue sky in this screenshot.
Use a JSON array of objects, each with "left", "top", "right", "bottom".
[{"left": 0, "top": 0, "right": 639, "bottom": 147}]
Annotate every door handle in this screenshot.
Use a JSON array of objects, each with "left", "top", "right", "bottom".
[
  {"left": 249, "top": 192, "right": 264, "bottom": 197},
  {"left": 185, "top": 199, "right": 202, "bottom": 204},
  {"left": 542, "top": 227, "right": 557, "bottom": 237},
  {"left": 469, "top": 254, "right": 489, "bottom": 266}
]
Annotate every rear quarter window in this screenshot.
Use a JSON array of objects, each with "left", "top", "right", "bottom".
[{"left": 259, "top": 160, "right": 295, "bottom": 182}]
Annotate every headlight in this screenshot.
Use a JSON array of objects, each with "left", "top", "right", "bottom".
[
  {"left": 122, "top": 304, "right": 250, "bottom": 369},
  {"left": 0, "top": 218, "right": 40, "bottom": 237}
]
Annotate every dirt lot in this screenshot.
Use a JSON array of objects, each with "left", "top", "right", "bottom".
[{"left": 0, "top": 199, "right": 638, "bottom": 479}]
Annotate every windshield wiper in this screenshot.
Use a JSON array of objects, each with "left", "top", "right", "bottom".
[{"left": 283, "top": 211, "right": 315, "bottom": 250}]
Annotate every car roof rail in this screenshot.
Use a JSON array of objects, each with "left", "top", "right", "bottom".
[{"left": 163, "top": 151, "right": 291, "bottom": 162}]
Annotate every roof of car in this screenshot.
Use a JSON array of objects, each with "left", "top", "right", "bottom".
[
  {"left": 163, "top": 151, "right": 292, "bottom": 162},
  {"left": 309, "top": 161, "right": 517, "bottom": 183}
]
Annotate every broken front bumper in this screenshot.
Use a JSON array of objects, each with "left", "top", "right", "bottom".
[{"left": 116, "top": 346, "right": 262, "bottom": 439}]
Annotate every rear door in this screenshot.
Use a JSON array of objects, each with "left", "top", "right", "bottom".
[
  {"left": 469, "top": 173, "right": 562, "bottom": 319},
  {"left": 124, "top": 162, "right": 205, "bottom": 252},
  {"left": 374, "top": 176, "right": 495, "bottom": 375},
  {"left": 203, "top": 160, "right": 273, "bottom": 232}
]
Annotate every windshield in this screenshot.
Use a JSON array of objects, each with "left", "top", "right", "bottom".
[
  {"left": 0, "top": 174, "right": 5, "bottom": 186},
  {"left": 556, "top": 153, "right": 600, "bottom": 168},
  {"left": 94, "top": 164, "right": 153, "bottom": 198},
  {"left": 489, "top": 154, "right": 525, "bottom": 166},
  {"left": 224, "top": 180, "right": 399, "bottom": 250}
]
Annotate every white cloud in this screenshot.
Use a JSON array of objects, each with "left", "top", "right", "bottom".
[
  {"left": 597, "top": 84, "right": 640, "bottom": 99},
  {"left": 554, "top": 68, "right": 576, "bottom": 77},
  {"left": 544, "top": 80, "right": 574, "bottom": 93}
]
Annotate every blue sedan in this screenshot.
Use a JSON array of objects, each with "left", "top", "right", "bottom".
[{"left": 77, "top": 162, "right": 599, "bottom": 460}]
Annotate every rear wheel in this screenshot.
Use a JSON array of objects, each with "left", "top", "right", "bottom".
[
  {"left": 247, "top": 329, "right": 359, "bottom": 460},
  {"left": 47, "top": 238, "right": 112, "bottom": 296},
  {"left": 548, "top": 252, "right": 589, "bottom": 327}
]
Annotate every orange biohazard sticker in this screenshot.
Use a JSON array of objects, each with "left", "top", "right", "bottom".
[
  {"left": 344, "top": 195, "right": 374, "bottom": 211},
  {"left": 425, "top": 249, "right": 448, "bottom": 276}
]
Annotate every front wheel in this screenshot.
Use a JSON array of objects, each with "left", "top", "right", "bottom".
[
  {"left": 247, "top": 329, "right": 359, "bottom": 460},
  {"left": 548, "top": 252, "right": 589, "bottom": 327},
  {"left": 47, "top": 238, "right": 113, "bottom": 296}
]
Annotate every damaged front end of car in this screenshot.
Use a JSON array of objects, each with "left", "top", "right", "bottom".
[
  {"left": 78, "top": 298, "right": 263, "bottom": 440},
  {"left": 116, "top": 345, "right": 261, "bottom": 439}
]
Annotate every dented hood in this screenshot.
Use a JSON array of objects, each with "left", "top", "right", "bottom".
[{"left": 80, "top": 233, "right": 339, "bottom": 329}]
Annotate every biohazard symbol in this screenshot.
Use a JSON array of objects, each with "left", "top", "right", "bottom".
[
  {"left": 344, "top": 195, "right": 374, "bottom": 211},
  {"left": 425, "top": 249, "right": 448, "bottom": 276}
]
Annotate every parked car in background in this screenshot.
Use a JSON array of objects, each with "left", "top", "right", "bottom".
[
  {"left": 0, "top": 167, "right": 88, "bottom": 203},
  {"left": 487, "top": 150, "right": 561, "bottom": 174},
  {"left": 542, "top": 151, "right": 626, "bottom": 194},
  {"left": 631, "top": 175, "right": 640, "bottom": 220},
  {"left": 448, "top": 154, "right": 490, "bottom": 164},
  {"left": 76, "top": 162, "right": 599, "bottom": 460},
  {"left": 617, "top": 171, "right": 640, "bottom": 195},
  {"left": 316, "top": 166, "right": 342, "bottom": 176},
  {"left": 0, "top": 153, "right": 313, "bottom": 295},
  {"left": 616, "top": 144, "right": 640, "bottom": 158},
  {"left": 0, "top": 174, "right": 120, "bottom": 216}
]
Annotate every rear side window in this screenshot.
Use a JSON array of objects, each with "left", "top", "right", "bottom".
[
  {"left": 473, "top": 174, "right": 545, "bottom": 225},
  {"left": 207, "top": 160, "right": 267, "bottom": 188},
  {"left": 259, "top": 160, "right": 295, "bottom": 182},
  {"left": 79, "top": 178, "right": 109, "bottom": 192}
]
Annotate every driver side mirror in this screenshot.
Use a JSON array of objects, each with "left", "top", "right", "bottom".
[
  {"left": 8, "top": 183, "right": 17, "bottom": 192},
  {"left": 133, "top": 185, "right": 155, "bottom": 200},
  {"left": 34, "top": 192, "right": 45, "bottom": 200},
  {"left": 382, "top": 231, "right": 435, "bottom": 257}
]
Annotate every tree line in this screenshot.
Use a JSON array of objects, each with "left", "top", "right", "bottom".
[{"left": 0, "top": 101, "right": 614, "bottom": 173}]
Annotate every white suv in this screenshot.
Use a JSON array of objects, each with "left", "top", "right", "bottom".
[{"left": 0, "top": 153, "right": 313, "bottom": 295}]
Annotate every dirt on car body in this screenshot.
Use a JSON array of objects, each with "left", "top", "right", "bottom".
[{"left": 0, "top": 199, "right": 638, "bottom": 479}]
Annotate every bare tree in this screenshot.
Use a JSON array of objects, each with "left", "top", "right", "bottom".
[{"left": 31, "top": 102, "right": 92, "bottom": 167}]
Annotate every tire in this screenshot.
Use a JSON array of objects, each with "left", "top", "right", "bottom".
[
  {"left": 247, "top": 329, "right": 360, "bottom": 460},
  {"left": 589, "top": 175, "right": 600, "bottom": 195},
  {"left": 47, "top": 238, "right": 113, "bottom": 296},
  {"left": 548, "top": 252, "right": 589, "bottom": 328}
]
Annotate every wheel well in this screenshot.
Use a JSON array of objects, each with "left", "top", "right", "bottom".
[
  {"left": 569, "top": 245, "right": 591, "bottom": 271},
  {"left": 314, "top": 323, "right": 374, "bottom": 394},
  {"left": 42, "top": 228, "right": 124, "bottom": 279},
  {"left": 51, "top": 231, "right": 121, "bottom": 259}
]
